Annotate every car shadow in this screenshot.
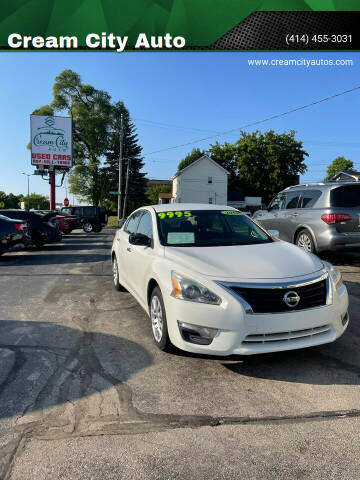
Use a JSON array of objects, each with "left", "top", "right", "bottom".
[
  {"left": 0, "top": 320, "right": 152, "bottom": 420},
  {"left": 0, "top": 253, "right": 109, "bottom": 265},
  {"left": 318, "top": 250, "right": 360, "bottom": 267}
]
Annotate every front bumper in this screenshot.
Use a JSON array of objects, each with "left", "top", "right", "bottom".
[{"left": 164, "top": 280, "right": 349, "bottom": 356}]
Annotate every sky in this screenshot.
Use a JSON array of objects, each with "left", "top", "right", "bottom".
[{"left": 0, "top": 51, "right": 359, "bottom": 204}]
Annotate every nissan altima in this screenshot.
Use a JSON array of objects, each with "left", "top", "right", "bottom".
[{"left": 111, "top": 204, "right": 349, "bottom": 356}]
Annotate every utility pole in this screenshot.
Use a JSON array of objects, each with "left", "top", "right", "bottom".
[
  {"left": 22, "top": 173, "right": 31, "bottom": 210},
  {"left": 49, "top": 170, "right": 56, "bottom": 210},
  {"left": 117, "top": 114, "right": 124, "bottom": 220},
  {"left": 122, "top": 158, "right": 131, "bottom": 221}
]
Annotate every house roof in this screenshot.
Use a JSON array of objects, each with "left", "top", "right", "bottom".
[
  {"left": 172, "top": 155, "right": 230, "bottom": 179},
  {"left": 330, "top": 171, "right": 360, "bottom": 180}
]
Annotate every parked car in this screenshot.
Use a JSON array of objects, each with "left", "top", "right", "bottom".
[
  {"left": 111, "top": 203, "right": 348, "bottom": 356},
  {"left": 41, "top": 212, "right": 71, "bottom": 235},
  {"left": 0, "top": 214, "right": 30, "bottom": 255},
  {"left": 61, "top": 206, "right": 108, "bottom": 233},
  {"left": 253, "top": 182, "right": 360, "bottom": 253},
  {"left": 0, "top": 210, "right": 62, "bottom": 248}
]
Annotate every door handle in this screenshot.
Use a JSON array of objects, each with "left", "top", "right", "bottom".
[
  {"left": 126, "top": 247, "right": 131, "bottom": 252},
  {"left": 116, "top": 237, "right": 121, "bottom": 242},
  {"left": 291, "top": 213, "right": 299, "bottom": 217}
]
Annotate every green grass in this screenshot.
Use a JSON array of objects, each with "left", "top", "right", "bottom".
[{"left": 105, "top": 216, "right": 118, "bottom": 229}]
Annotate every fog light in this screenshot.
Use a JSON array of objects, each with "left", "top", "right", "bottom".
[
  {"left": 341, "top": 312, "right": 349, "bottom": 326},
  {"left": 178, "top": 321, "right": 219, "bottom": 345}
]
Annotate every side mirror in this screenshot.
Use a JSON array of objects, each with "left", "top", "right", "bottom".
[
  {"left": 118, "top": 219, "right": 124, "bottom": 228},
  {"left": 129, "top": 232, "right": 151, "bottom": 246},
  {"left": 268, "top": 229, "right": 280, "bottom": 240}
]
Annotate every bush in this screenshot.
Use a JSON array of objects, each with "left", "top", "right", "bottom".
[{"left": 106, "top": 216, "right": 119, "bottom": 229}]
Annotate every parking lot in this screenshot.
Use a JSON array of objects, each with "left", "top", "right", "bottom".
[{"left": 1, "top": 230, "right": 360, "bottom": 479}]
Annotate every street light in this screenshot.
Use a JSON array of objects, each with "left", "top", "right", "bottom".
[{"left": 22, "top": 173, "right": 32, "bottom": 211}]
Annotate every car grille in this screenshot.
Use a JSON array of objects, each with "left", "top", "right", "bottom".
[
  {"left": 230, "top": 279, "right": 327, "bottom": 313},
  {"left": 243, "top": 324, "right": 331, "bottom": 344}
]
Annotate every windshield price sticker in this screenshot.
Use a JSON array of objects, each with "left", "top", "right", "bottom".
[
  {"left": 158, "top": 211, "right": 192, "bottom": 219},
  {"left": 221, "top": 210, "right": 242, "bottom": 215}
]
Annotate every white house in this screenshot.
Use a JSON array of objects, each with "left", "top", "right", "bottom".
[{"left": 171, "top": 155, "right": 229, "bottom": 205}]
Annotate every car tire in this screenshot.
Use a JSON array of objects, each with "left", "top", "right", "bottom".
[
  {"left": 93, "top": 225, "right": 102, "bottom": 233},
  {"left": 112, "top": 255, "right": 127, "bottom": 292},
  {"left": 150, "top": 287, "right": 172, "bottom": 352},
  {"left": 296, "top": 229, "right": 316, "bottom": 253},
  {"left": 83, "top": 222, "right": 93, "bottom": 233}
]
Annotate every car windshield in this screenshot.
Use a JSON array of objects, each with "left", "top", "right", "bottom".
[{"left": 156, "top": 209, "right": 271, "bottom": 247}]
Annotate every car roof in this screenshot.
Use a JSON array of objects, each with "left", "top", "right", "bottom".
[
  {"left": 284, "top": 182, "right": 360, "bottom": 192},
  {"left": 150, "top": 203, "right": 238, "bottom": 213}
]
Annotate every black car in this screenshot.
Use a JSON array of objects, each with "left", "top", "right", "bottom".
[
  {"left": 0, "top": 210, "right": 62, "bottom": 248},
  {"left": 0, "top": 214, "right": 30, "bottom": 255},
  {"left": 61, "top": 206, "right": 108, "bottom": 233}
]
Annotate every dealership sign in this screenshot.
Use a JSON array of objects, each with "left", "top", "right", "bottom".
[{"left": 30, "top": 115, "right": 73, "bottom": 168}]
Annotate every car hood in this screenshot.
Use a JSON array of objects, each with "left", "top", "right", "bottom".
[{"left": 164, "top": 241, "right": 324, "bottom": 281}]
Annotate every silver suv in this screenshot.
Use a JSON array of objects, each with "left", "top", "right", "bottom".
[{"left": 253, "top": 182, "right": 360, "bottom": 253}]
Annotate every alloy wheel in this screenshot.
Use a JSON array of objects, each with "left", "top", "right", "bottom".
[
  {"left": 151, "top": 295, "right": 163, "bottom": 343},
  {"left": 112, "top": 259, "right": 119, "bottom": 286},
  {"left": 297, "top": 233, "right": 312, "bottom": 252},
  {"left": 83, "top": 222, "right": 93, "bottom": 233}
]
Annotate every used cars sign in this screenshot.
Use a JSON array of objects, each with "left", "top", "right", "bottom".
[{"left": 30, "top": 115, "right": 73, "bottom": 168}]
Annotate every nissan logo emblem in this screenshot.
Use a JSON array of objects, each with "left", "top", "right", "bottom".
[{"left": 283, "top": 291, "right": 300, "bottom": 308}]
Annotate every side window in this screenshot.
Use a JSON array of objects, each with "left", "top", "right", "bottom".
[
  {"left": 208, "top": 176, "right": 213, "bottom": 184},
  {"left": 74, "top": 207, "right": 82, "bottom": 216},
  {"left": 83, "top": 206, "right": 94, "bottom": 216},
  {"left": 301, "top": 190, "right": 322, "bottom": 208},
  {"left": 124, "top": 211, "right": 141, "bottom": 234},
  {"left": 285, "top": 192, "right": 301, "bottom": 209},
  {"left": 269, "top": 193, "right": 286, "bottom": 210},
  {"left": 136, "top": 211, "right": 153, "bottom": 239}
]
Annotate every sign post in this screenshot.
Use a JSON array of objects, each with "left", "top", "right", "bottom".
[{"left": 30, "top": 115, "right": 73, "bottom": 210}]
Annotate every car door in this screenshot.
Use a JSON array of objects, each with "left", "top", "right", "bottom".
[
  {"left": 124, "top": 210, "right": 155, "bottom": 302},
  {"left": 280, "top": 191, "right": 302, "bottom": 242},
  {"left": 255, "top": 193, "right": 287, "bottom": 232},
  {"left": 114, "top": 210, "right": 143, "bottom": 286}
]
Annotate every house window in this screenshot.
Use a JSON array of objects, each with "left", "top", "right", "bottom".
[
  {"left": 209, "top": 197, "right": 213, "bottom": 204},
  {"left": 208, "top": 176, "right": 212, "bottom": 184}
]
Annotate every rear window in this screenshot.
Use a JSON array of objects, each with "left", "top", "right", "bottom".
[{"left": 330, "top": 185, "right": 360, "bottom": 208}]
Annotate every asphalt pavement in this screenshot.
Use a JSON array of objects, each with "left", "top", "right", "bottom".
[{"left": 1, "top": 230, "right": 360, "bottom": 479}]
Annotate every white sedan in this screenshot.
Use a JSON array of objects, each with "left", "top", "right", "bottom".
[{"left": 111, "top": 204, "right": 349, "bottom": 356}]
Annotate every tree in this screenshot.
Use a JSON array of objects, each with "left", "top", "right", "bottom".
[
  {"left": 147, "top": 185, "right": 172, "bottom": 205},
  {"left": 325, "top": 156, "right": 354, "bottom": 181},
  {"left": 53, "top": 70, "right": 113, "bottom": 205},
  {"left": 104, "top": 102, "right": 148, "bottom": 215},
  {"left": 18, "top": 193, "right": 50, "bottom": 210},
  {"left": 232, "top": 130, "right": 307, "bottom": 202},
  {"left": 0, "top": 191, "right": 22, "bottom": 209},
  {"left": 178, "top": 148, "right": 206, "bottom": 171}
]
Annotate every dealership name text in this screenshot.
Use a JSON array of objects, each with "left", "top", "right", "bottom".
[{"left": 8, "top": 33, "right": 186, "bottom": 51}]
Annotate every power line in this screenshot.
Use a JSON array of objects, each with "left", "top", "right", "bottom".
[{"left": 143, "top": 85, "right": 360, "bottom": 157}]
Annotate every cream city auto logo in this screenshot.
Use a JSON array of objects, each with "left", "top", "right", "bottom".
[{"left": 33, "top": 117, "right": 69, "bottom": 151}]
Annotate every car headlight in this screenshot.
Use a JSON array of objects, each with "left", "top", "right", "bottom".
[
  {"left": 323, "top": 261, "right": 343, "bottom": 291},
  {"left": 171, "top": 272, "right": 221, "bottom": 305}
]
